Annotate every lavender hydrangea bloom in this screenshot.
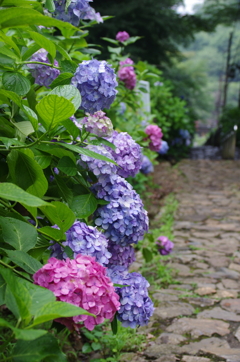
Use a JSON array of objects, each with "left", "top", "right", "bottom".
[
  {"left": 28, "top": 49, "right": 60, "bottom": 88},
  {"left": 91, "top": 174, "right": 133, "bottom": 201},
  {"left": 53, "top": 0, "right": 102, "bottom": 26},
  {"left": 108, "top": 267, "right": 154, "bottom": 328},
  {"left": 50, "top": 221, "right": 112, "bottom": 266},
  {"left": 82, "top": 111, "right": 113, "bottom": 137},
  {"left": 116, "top": 31, "right": 130, "bottom": 42},
  {"left": 158, "top": 140, "right": 169, "bottom": 155},
  {"left": 105, "top": 131, "right": 142, "bottom": 178},
  {"left": 108, "top": 242, "right": 135, "bottom": 268},
  {"left": 78, "top": 145, "right": 117, "bottom": 176},
  {"left": 156, "top": 236, "right": 174, "bottom": 255},
  {"left": 140, "top": 156, "right": 154, "bottom": 175},
  {"left": 94, "top": 178, "right": 149, "bottom": 246},
  {"left": 71, "top": 59, "right": 118, "bottom": 114}
]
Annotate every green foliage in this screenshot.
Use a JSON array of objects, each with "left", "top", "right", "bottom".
[{"left": 219, "top": 106, "right": 240, "bottom": 145}]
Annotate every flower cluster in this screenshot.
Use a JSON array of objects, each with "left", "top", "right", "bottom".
[
  {"left": 92, "top": 174, "right": 133, "bottom": 201},
  {"left": 106, "top": 131, "right": 142, "bottom": 178},
  {"left": 71, "top": 59, "right": 118, "bottom": 114},
  {"left": 107, "top": 243, "right": 135, "bottom": 268},
  {"left": 34, "top": 255, "right": 120, "bottom": 331},
  {"left": 145, "top": 125, "right": 163, "bottom": 152},
  {"left": 50, "top": 221, "right": 112, "bottom": 266},
  {"left": 140, "top": 155, "right": 154, "bottom": 175},
  {"left": 53, "top": 0, "right": 102, "bottom": 26},
  {"left": 118, "top": 58, "right": 136, "bottom": 90},
  {"left": 78, "top": 145, "right": 117, "bottom": 176},
  {"left": 116, "top": 31, "right": 130, "bottom": 42},
  {"left": 108, "top": 266, "right": 154, "bottom": 328},
  {"left": 158, "top": 140, "right": 169, "bottom": 155},
  {"left": 94, "top": 176, "right": 149, "bottom": 246},
  {"left": 82, "top": 111, "right": 113, "bottom": 137},
  {"left": 156, "top": 236, "right": 174, "bottom": 255},
  {"left": 28, "top": 49, "right": 60, "bottom": 88}
]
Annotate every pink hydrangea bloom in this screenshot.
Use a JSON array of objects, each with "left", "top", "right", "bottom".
[
  {"left": 116, "top": 31, "right": 130, "bottom": 42},
  {"left": 33, "top": 255, "right": 120, "bottom": 331},
  {"left": 118, "top": 58, "right": 136, "bottom": 90},
  {"left": 145, "top": 125, "right": 163, "bottom": 152},
  {"left": 156, "top": 236, "right": 174, "bottom": 255}
]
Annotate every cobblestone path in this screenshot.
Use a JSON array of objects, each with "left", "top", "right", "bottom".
[{"left": 126, "top": 160, "right": 240, "bottom": 362}]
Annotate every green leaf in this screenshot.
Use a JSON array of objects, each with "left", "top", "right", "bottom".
[
  {"left": 12, "top": 334, "right": 67, "bottom": 362},
  {"left": 0, "top": 275, "right": 6, "bottom": 305},
  {"left": 50, "top": 72, "right": 73, "bottom": 89},
  {"left": 142, "top": 247, "right": 153, "bottom": 263},
  {"left": 82, "top": 343, "right": 92, "bottom": 354},
  {"left": 7, "top": 149, "right": 48, "bottom": 198},
  {"left": 64, "top": 245, "right": 74, "bottom": 258},
  {"left": 62, "top": 118, "right": 80, "bottom": 139},
  {"left": 45, "top": 0, "right": 55, "bottom": 12},
  {"left": 40, "top": 201, "right": 75, "bottom": 231},
  {"left": 102, "top": 37, "right": 119, "bottom": 45},
  {"left": 0, "top": 32, "right": 21, "bottom": 56},
  {"left": 36, "top": 94, "right": 75, "bottom": 130},
  {"left": 91, "top": 342, "right": 101, "bottom": 351},
  {"left": 22, "top": 43, "right": 40, "bottom": 62},
  {"left": 0, "top": 183, "right": 49, "bottom": 207},
  {"left": 55, "top": 44, "right": 72, "bottom": 61},
  {"left": 2, "top": 72, "right": 31, "bottom": 97},
  {"left": 13, "top": 121, "right": 35, "bottom": 137},
  {"left": 22, "top": 105, "right": 38, "bottom": 130},
  {"left": 90, "top": 137, "right": 116, "bottom": 150},
  {"left": 0, "top": 45, "right": 18, "bottom": 60},
  {"left": 4, "top": 250, "right": 42, "bottom": 274},
  {"left": 0, "top": 52, "right": 15, "bottom": 68},
  {"left": 33, "top": 150, "right": 51, "bottom": 169},
  {"left": 57, "top": 156, "right": 77, "bottom": 176},
  {"left": 0, "top": 116, "right": 15, "bottom": 138},
  {"left": 61, "top": 59, "right": 77, "bottom": 73},
  {"left": 111, "top": 314, "right": 118, "bottom": 335},
  {"left": 28, "top": 31, "right": 56, "bottom": 59},
  {"left": 49, "top": 85, "right": 81, "bottom": 111},
  {"left": 54, "top": 174, "right": 73, "bottom": 204},
  {"left": 35, "top": 144, "right": 76, "bottom": 163},
  {"left": 38, "top": 226, "right": 66, "bottom": 242},
  {"left": 0, "top": 89, "right": 22, "bottom": 106},
  {"left": 14, "top": 329, "right": 47, "bottom": 341},
  {"left": 0, "top": 217, "right": 38, "bottom": 252},
  {"left": 70, "top": 193, "right": 98, "bottom": 218}
]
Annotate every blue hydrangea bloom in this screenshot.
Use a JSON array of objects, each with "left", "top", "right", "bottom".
[
  {"left": 140, "top": 155, "right": 154, "bottom": 175},
  {"left": 53, "top": 0, "right": 102, "bottom": 26},
  {"left": 50, "top": 221, "right": 111, "bottom": 266},
  {"left": 105, "top": 131, "right": 142, "bottom": 178},
  {"left": 158, "top": 140, "right": 169, "bottom": 155},
  {"left": 94, "top": 178, "right": 149, "bottom": 246},
  {"left": 91, "top": 174, "right": 133, "bottom": 201},
  {"left": 78, "top": 145, "right": 117, "bottom": 176},
  {"left": 108, "top": 242, "right": 135, "bottom": 269},
  {"left": 28, "top": 49, "right": 60, "bottom": 88},
  {"left": 71, "top": 59, "right": 118, "bottom": 114},
  {"left": 108, "top": 267, "right": 154, "bottom": 328}
]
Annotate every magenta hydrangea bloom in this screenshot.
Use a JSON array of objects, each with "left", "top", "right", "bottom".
[
  {"left": 28, "top": 49, "right": 60, "bottom": 88},
  {"left": 118, "top": 58, "right": 136, "bottom": 90},
  {"left": 105, "top": 131, "right": 142, "bottom": 178},
  {"left": 71, "top": 59, "right": 118, "bottom": 114},
  {"left": 156, "top": 236, "right": 174, "bottom": 255},
  {"left": 116, "top": 31, "right": 130, "bottom": 42},
  {"left": 108, "top": 242, "right": 135, "bottom": 269},
  {"left": 82, "top": 111, "right": 113, "bottom": 137},
  {"left": 145, "top": 125, "right": 163, "bottom": 152},
  {"left": 33, "top": 255, "right": 120, "bottom": 331}
]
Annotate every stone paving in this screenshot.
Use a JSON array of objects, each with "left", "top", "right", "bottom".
[{"left": 123, "top": 160, "right": 240, "bottom": 362}]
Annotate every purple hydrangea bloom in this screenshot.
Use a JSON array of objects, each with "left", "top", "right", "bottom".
[
  {"left": 82, "top": 111, "right": 113, "bottom": 137},
  {"left": 94, "top": 178, "right": 149, "bottom": 246},
  {"left": 71, "top": 59, "right": 118, "bottom": 114},
  {"left": 105, "top": 131, "right": 142, "bottom": 178},
  {"left": 28, "top": 49, "right": 60, "bottom": 88},
  {"left": 116, "top": 31, "right": 130, "bottom": 42},
  {"left": 156, "top": 236, "right": 174, "bottom": 255},
  {"left": 91, "top": 174, "right": 133, "bottom": 201},
  {"left": 53, "top": 0, "right": 102, "bottom": 26},
  {"left": 158, "top": 140, "right": 169, "bottom": 155},
  {"left": 140, "top": 155, "right": 154, "bottom": 175},
  {"left": 78, "top": 145, "right": 117, "bottom": 176},
  {"left": 108, "top": 242, "right": 135, "bottom": 268},
  {"left": 50, "top": 221, "right": 111, "bottom": 266},
  {"left": 108, "top": 267, "right": 154, "bottom": 328}
]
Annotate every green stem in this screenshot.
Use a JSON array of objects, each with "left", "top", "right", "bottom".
[
  {"left": 18, "top": 61, "right": 60, "bottom": 70},
  {"left": 0, "top": 261, "right": 31, "bottom": 281}
]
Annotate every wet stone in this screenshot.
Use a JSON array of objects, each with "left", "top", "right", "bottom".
[{"left": 197, "top": 306, "right": 240, "bottom": 322}]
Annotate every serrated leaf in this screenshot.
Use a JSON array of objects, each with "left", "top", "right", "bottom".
[
  {"left": 13, "top": 121, "right": 35, "bottom": 137},
  {"left": 49, "top": 85, "right": 81, "bottom": 111},
  {"left": 28, "top": 31, "right": 56, "bottom": 59},
  {"left": 2, "top": 72, "right": 31, "bottom": 96},
  {"left": 35, "top": 144, "right": 76, "bottom": 163},
  {"left": 33, "top": 150, "right": 51, "bottom": 169},
  {"left": 50, "top": 72, "right": 73, "bottom": 89},
  {"left": 0, "top": 89, "right": 22, "bottom": 106},
  {"left": 40, "top": 201, "right": 75, "bottom": 231},
  {"left": 14, "top": 328, "right": 47, "bottom": 341},
  {"left": 57, "top": 156, "right": 77, "bottom": 176},
  {"left": 38, "top": 226, "right": 66, "bottom": 242},
  {"left": 70, "top": 193, "right": 98, "bottom": 218},
  {"left": 4, "top": 250, "right": 42, "bottom": 274},
  {"left": 0, "top": 183, "right": 49, "bottom": 207}
]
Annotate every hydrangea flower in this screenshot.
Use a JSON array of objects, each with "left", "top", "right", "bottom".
[
  {"left": 116, "top": 31, "right": 130, "bottom": 42},
  {"left": 156, "top": 236, "right": 174, "bottom": 255},
  {"left": 91, "top": 174, "right": 134, "bottom": 201},
  {"left": 118, "top": 58, "right": 136, "bottom": 90},
  {"left": 78, "top": 145, "right": 117, "bottom": 176},
  {"left": 94, "top": 177, "right": 149, "bottom": 246},
  {"left": 53, "top": 0, "right": 102, "bottom": 26},
  {"left": 71, "top": 59, "right": 118, "bottom": 114},
  {"left": 28, "top": 49, "right": 60, "bottom": 88},
  {"left": 158, "top": 140, "right": 169, "bottom": 155},
  {"left": 107, "top": 243, "right": 135, "bottom": 269},
  {"left": 82, "top": 111, "right": 113, "bottom": 137},
  {"left": 108, "top": 266, "right": 154, "bottom": 328},
  {"left": 33, "top": 255, "right": 120, "bottom": 331},
  {"left": 105, "top": 131, "right": 142, "bottom": 178},
  {"left": 50, "top": 221, "right": 112, "bottom": 266},
  {"left": 145, "top": 125, "right": 163, "bottom": 152},
  {"left": 140, "top": 156, "right": 154, "bottom": 175}
]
